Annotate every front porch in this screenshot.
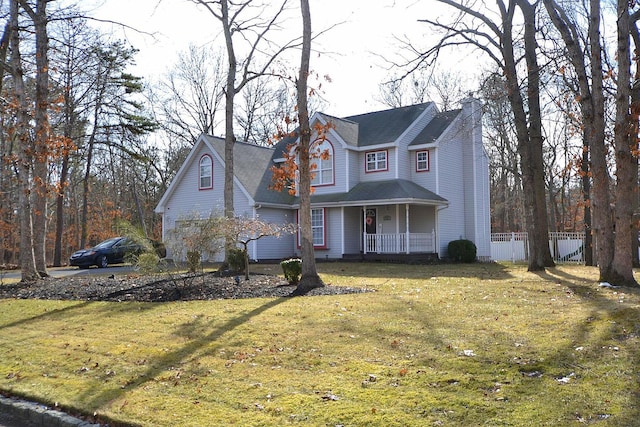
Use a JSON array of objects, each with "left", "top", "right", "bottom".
[
  {"left": 363, "top": 231, "right": 436, "bottom": 254},
  {"left": 342, "top": 251, "right": 440, "bottom": 263},
  {"left": 341, "top": 231, "right": 438, "bottom": 263}
]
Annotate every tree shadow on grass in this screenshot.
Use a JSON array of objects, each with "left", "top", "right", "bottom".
[
  {"left": 0, "top": 300, "right": 95, "bottom": 330},
  {"left": 530, "top": 268, "right": 640, "bottom": 425},
  {"left": 315, "top": 261, "right": 516, "bottom": 280},
  {"left": 76, "top": 297, "right": 291, "bottom": 425}
]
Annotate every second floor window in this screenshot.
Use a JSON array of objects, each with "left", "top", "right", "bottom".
[
  {"left": 416, "top": 150, "right": 430, "bottom": 171},
  {"left": 366, "top": 150, "right": 387, "bottom": 172},
  {"left": 311, "top": 140, "right": 334, "bottom": 186},
  {"left": 199, "top": 155, "right": 212, "bottom": 189}
]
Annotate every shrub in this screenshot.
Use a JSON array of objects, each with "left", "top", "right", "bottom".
[
  {"left": 136, "top": 252, "right": 162, "bottom": 274},
  {"left": 186, "top": 250, "right": 201, "bottom": 273},
  {"left": 448, "top": 239, "right": 477, "bottom": 263},
  {"left": 280, "top": 258, "right": 302, "bottom": 285},
  {"left": 228, "top": 248, "right": 246, "bottom": 273}
]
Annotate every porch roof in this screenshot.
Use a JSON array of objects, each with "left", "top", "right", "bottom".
[{"left": 302, "top": 179, "right": 448, "bottom": 207}]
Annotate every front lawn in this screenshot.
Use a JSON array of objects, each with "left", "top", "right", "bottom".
[{"left": 0, "top": 262, "right": 638, "bottom": 426}]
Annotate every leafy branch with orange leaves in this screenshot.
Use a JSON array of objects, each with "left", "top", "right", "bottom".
[{"left": 269, "top": 118, "right": 335, "bottom": 196}]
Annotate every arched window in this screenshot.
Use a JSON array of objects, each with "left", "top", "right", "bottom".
[
  {"left": 311, "top": 140, "right": 334, "bottom": 186},
  {"left": 199, "top": 155, "right": 213, "bottom": 189}
]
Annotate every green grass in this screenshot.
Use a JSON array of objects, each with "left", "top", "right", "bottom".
[{"left": 0, "top": 262, "right": 639, "bottom": 426}]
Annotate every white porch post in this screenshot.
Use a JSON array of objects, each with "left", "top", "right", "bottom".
[
  {"left": 340, "top": 206, "right": 345, "bottom": 257},
  {"left": 363, "top": 205, "right": 367, "bottom": 254},
  {"left": 405, "top": 204, "right": 410, "bottom": 254}
]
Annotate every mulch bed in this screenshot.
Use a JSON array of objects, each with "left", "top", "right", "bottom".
[{"left": 0, "top": 271, "right": 371, "bottom": 302}]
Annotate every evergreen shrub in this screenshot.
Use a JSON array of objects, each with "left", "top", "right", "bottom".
[
  {"left": 228, "top": 248, "right": 246, "bottom": 273},
  {"left": 280, "top": 258, "right": 302, "bottom": 285},
  {"left": 448, "top": 239, "right": 477, "bottom": 263}
]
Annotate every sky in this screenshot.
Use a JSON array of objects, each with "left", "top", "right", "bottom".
[{"left": 86, "top": 0, "right": 478, "bottom": 118}]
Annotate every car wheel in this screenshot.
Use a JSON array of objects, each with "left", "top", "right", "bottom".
[{"left": 97, "top": 255, "right": 108, "bottom": 268}]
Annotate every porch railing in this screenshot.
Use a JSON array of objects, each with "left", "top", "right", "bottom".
[{"left": 363, "top": 232, "right": 435, "bottom": 254}]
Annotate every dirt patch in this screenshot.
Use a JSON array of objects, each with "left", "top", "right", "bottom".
[{"left": 0, "top": 272, "right": 370, "bottom": 302}]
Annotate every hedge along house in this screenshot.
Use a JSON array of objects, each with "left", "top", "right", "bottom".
[{"left": 154, "top": 98, "right": 491, "bottom": 263}]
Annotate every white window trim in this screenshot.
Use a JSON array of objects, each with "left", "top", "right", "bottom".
[
  {"left": 297, "top": 208, "right": 326, "bottom": 248},
  {"left": 311, "top": 141, "right": 334, "bottom": 186},
  {"left": 416, "top": 150, "right": 430, "bottom": 172},
  {"left": 366, "top": 150, "right": 387, "bottom": 172},
  {"left": 199, "top": 155, "right": 213, "bottom": 189}
]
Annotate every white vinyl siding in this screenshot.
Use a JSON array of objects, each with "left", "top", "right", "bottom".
[
  {"left": 250, "top": 208, "right": 295, "bottom": 261},
  {"left": 343, "top": 207, "right": 361, "bottom": 253}
]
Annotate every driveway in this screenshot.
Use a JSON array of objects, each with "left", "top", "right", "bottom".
[{"left": 0, "top": 265, "right": 137, "bottom": 282}]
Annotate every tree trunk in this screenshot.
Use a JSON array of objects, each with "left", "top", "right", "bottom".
[
  {"left": 222, "top": 0, "right": 236, "bottom": 266},
  {"left": 609, "top": 0, "right": 638, "bottom": 286},
  {"left": 292, "top": 0, "right": 323, "bottom": 296},
  {"left": 53, "top": 154, "right": 69, "bottom": 266},
  {"left": 543, "top": 0, "right": 607, "bottom": 269},
  {"left": 519, "top": 0, "right": 554, "bottom": 269},
  {"left": 630, "top": 10, "right": 640, "bottom": 269},
  {"left": 502, "top": 0, "right": 553, "bottom": 271},
  {"left": 10, "top": 0, "right": 38, "bottom": 281},
  {"left": 30, "top": 0, "right": 50, "bottom": 276}
]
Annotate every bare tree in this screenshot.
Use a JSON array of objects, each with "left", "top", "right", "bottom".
[
  {"left": 9, "top": 0, "right": 38, "bottom": 281},
  {"left": 236, "top": 77, "right": 296, "bottom": 145},
  {"left": 192, "top": 0, "right": 300, "bottom": 265},
  {"left": 543, "top": 0, "right": 639, "bottom": 285},
  {"left": 153, "top": 44, "right": 226, "bottom": 146},
  {"left": 610, "top": 0, "right": 638, "bottom": 286},
  {"left": 49, "top": 17, "right": 93, "bottom": 266},
  {"left": 416, "top": 0, "right": 554, "bottom": 270},
  {"left": 21, "top": 0, "right": 51, "bottom": 276},
  {"left": 481, "top": 73, "right": 525, "bottom": 233},
  {"left": 378, "top": 66, "right": 469, "bottom": 111},
  {"left": 542, "top": 0, "right": 609, "bottom": 272},
  {"left": 292, "top": 0, "right": 324, "bottom": 294}
]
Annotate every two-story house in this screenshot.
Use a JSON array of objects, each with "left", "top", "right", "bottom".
[{"left": 154, "top": 98, "right": 491, "bottom": 262}]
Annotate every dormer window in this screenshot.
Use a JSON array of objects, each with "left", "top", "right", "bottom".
[
  {"left": 199, "top": 155, "right": 213, "bottom": 189},
  {"left": 416, "top": 150, "right": 430, "bottom": 172},
  {"left": 311, "top": 140, "right": 334, "bottom": 186},
  {"left": 366, "top": 150, "right": 387, "bottom": 172}
]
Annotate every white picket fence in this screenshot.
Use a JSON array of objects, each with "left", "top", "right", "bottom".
[{"left": 491, "top": 232, "right": 586, "bottom": 263}]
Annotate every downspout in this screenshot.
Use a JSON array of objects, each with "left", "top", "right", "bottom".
[{"left": 253, "top": 204, "right": 262, "bottom": 261}]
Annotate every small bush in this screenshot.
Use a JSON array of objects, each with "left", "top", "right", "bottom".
[
  {"left": 186, "top": 251, "right": 201, "bottom": 273},
  {"left": 136, "top": 252, "right": 162, "bottom": 274},
  {"left": 228, "top": 248, "right": 246, "bottom": 273},
  {"left": 448, "top": 239, "right": 477, "bottom": 263},
  {"left": 280, "top": 258, "right": 302, "bottom": 285}
]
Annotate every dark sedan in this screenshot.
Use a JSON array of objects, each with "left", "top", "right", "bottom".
[{"left": 69, "top": 237, "right": 145, "bottom": 268}]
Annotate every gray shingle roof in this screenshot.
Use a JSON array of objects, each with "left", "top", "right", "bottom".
[
  {"left": 303, "top": 180, "right": 447, "bottom": 206},
  {"left": 204, "top": 103, "right": 454, "bottom": 208},
  {"left": 341, "top": 102, "right": 434, "bottom": 146},
  {"left": 409, "top": 109, "right": 460, "bottom": 146},
  {"left": 204, "top": 135, "right": 286, "bottom": 202}
]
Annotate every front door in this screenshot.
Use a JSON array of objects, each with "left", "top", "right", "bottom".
[
  {"left": 365, "top": 208, "right": 377, "bottom": 234},
  {"left": 364, "top": 208, "right": 377, "bottom": 252}
]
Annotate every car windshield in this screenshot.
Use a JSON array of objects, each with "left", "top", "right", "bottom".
[{"left": 94, "top": 238, "right": 120, "bottom": 249}]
